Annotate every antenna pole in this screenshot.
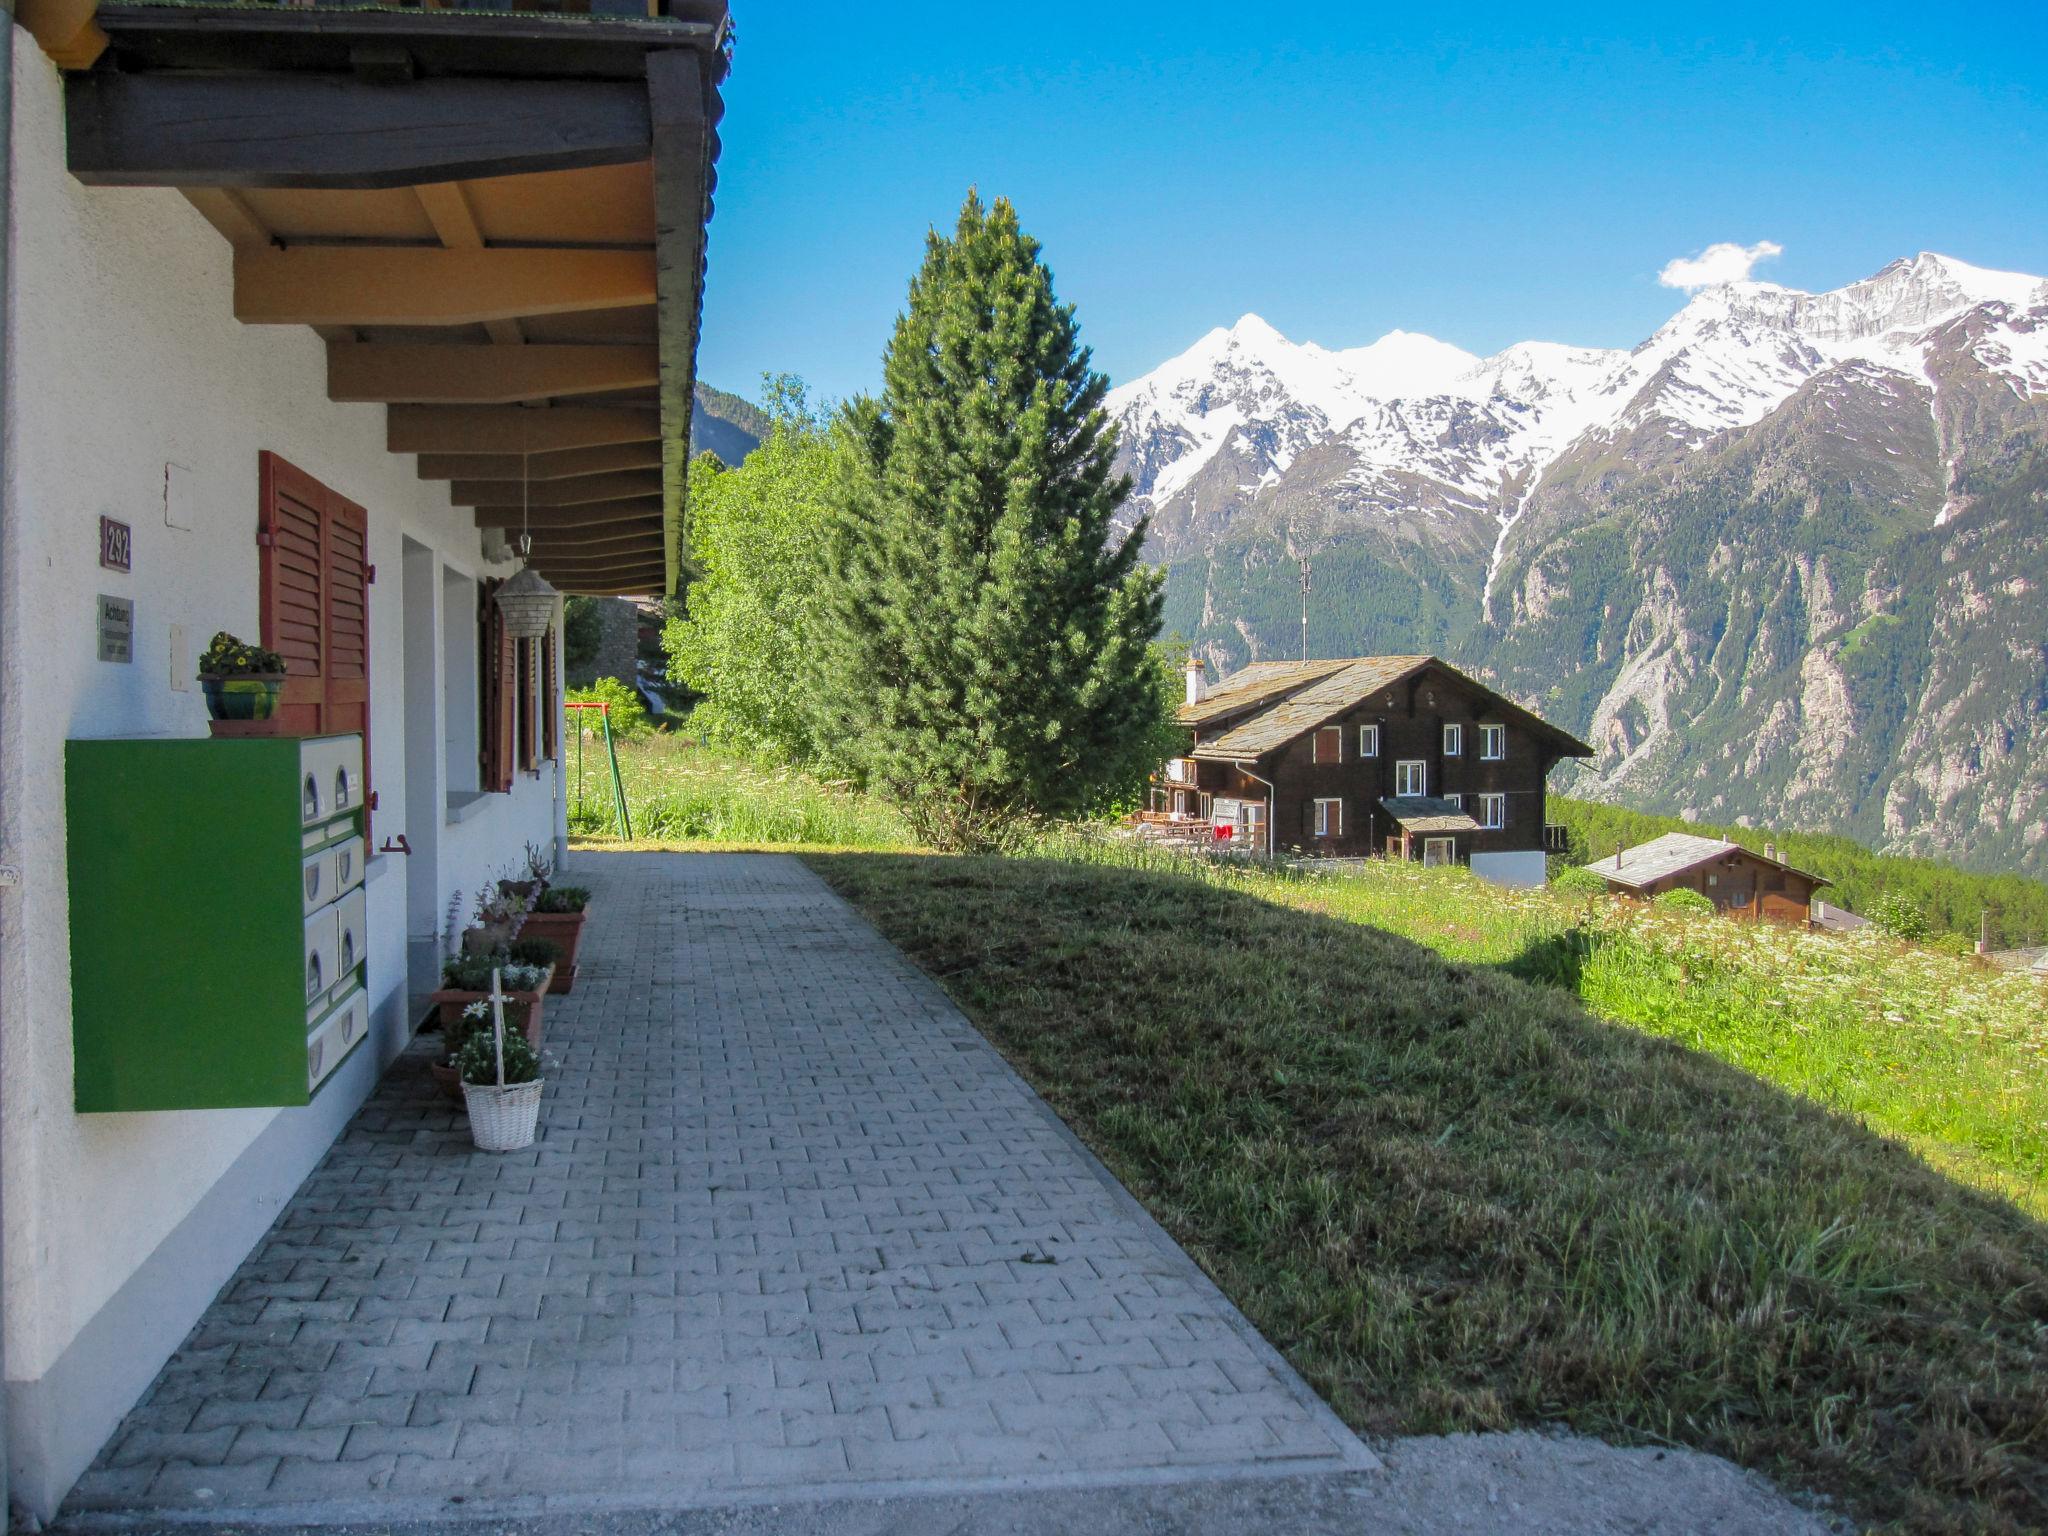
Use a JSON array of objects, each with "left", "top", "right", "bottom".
[{"left": 1298, "top": 553, "right": 1312, "bottom": 661}]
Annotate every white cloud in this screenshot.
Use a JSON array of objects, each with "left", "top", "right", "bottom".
[{"left": 1658, "top": 240, "right": 1784, "bottom": 291}]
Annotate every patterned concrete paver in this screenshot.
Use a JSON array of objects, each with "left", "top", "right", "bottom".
[{"left": 68, "top": 853, "right": 1373, "bottom": 1519}]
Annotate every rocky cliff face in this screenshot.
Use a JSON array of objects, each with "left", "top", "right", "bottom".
[{"left": 1111, "top": 254, "right": 2048, "bottom": 874}]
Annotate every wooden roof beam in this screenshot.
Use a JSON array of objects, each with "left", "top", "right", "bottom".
[
  {"left": 67, "top": 72, "right": 651, "bottom": 190},
  {"left": 416, "top": 443, "right": 661, "bottom": 481},
  {"left": 235, "top": 248, "right": 656, "bottom": 327},
  {"left": 329, "top": 343, "right": 658, "bottom": 404},
  {"left": 472, "top": 496, "right": 663, "bottom": 531},
  {"left": 448, "top": 470, "right": 661, "bottom": 508},
  {"left": 388, "top": 406, "right": 660, "bottom": 456},
  {"left": 649, "top": 48, "right": 714, "bottom": 595}
]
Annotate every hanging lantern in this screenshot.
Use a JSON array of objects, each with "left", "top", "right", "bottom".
[
  {"left": 491, "top": 433, "right": 558, "bottom": 640},
  {"left": 493, "top": 556, "right": 558, "bottom": 640}
]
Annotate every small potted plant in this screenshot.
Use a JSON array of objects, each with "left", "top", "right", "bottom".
[
  {"left": 431, "top": 954, "right": 551, "bottom": 1038},
  {"left": 197, "top": 631, "right": 287, "bottom": 734},
  {"left": 459, "top": 977, "right": 544, "bottom": 1152},
  {"left": 461, "top": 880, "right": 530, "bottom": 956},
  {"left": 523, "top": 885, "right": 591, "bottom": 994},
  {"left": 429, "top": 996, "right": 531, "bottom": 1102}
]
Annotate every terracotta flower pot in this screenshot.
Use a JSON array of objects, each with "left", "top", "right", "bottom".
[
  {"left": 429, "top": 966, "right": 551, "bottom": 1043},
  {"left": 520, "top": 909, "right": 588, "bottom": 994},
  {"left": 429, "top": 1060, "right": 465, "bottom": 1103}
]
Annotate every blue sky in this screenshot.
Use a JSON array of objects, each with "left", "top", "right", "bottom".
[{"left": 694, "top": 1, "right": 2048, "bottom": 407}]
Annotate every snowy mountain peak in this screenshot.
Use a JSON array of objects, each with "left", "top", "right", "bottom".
[{"left": 1110, "top": 251, "right": 2048, "bottom": 542}]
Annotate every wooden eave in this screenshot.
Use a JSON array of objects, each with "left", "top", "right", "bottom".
[{"left": 39, "top": 0, "right": 726, "bottom": 597}]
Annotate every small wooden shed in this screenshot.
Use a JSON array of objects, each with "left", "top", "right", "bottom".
[{"left": 1589, "top": 832, "right": 1829, "bottom": 925}]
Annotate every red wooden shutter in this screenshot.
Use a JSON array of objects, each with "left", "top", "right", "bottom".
[
  {"left": 479, "top": 580, "right": 514, "bottom": 794},
  {"left": 516, "top": 637, "right": 537, "bottom": 773},
  {"left": 540, "top": 626, "right": 558, "bottom": 762},
  {"left": 259, "top": 451, "right": 373, "bottom": 834}
]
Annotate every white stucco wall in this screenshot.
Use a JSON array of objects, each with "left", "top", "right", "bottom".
[
  {"left": 1470, "top": 850, "right": 1550, "bottom": 889},
  {"left": 1, "top": 37, "right": 563, "bottom": 1505}
]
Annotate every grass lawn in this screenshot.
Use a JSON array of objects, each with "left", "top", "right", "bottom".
[
  {"left": 808, "top": 849, "right": 2048, "bottom": 1536},
  {"left": 566, "top": 732, "right": 913, "bottom": 851}
]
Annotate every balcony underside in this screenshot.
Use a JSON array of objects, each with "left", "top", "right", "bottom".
[{"left": 32, "top": 0, "right": 728, "bottom": 596}]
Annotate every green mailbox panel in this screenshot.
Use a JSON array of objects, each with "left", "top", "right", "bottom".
[{"left": 66, "top": 735, "right": 371, "bottom": 1112}]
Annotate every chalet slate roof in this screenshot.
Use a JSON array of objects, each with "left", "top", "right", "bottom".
[
  {"left": 1380, "top": 796, "right": 1482, "bottom": 833},
  {"left": 1180, "top": 659, "right": 1352, "bottom": 728},
  {"left": 1190, "top": 657, "right": 1433, "bottom": 759},
  {"left": 1588, "top": 832, "right": 1831, "bottom": 892},
  {"left": 1188, "top": 654, "right": 1594, "bottom": 762}
]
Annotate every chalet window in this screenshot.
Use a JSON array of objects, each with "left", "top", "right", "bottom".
[
  {"left": 1445, "top": 794, "right": 1463, "bottom": 809},
  {"left": 1312, "top": 726, "right": 1342, "bottom": 764},
  {"left": 540, "top": 626, "right": 559, "bottom": 763},
  {"left": 1443, "top": 723, "right": 1463, "bottom": 756},
  {"left": 1478, "top": 793, "right": 1506, "bottom": 830},
  {"left": 1422, "top": 836, "right": 1455, "bottom": 868},
  {"left": 1199, "top": 792, "right": 1212, "bottom": 821},
  {"left": 1172, "top": 790, "right": 1188, "bottom": 815},
  {"left": 259, "top": 451, "right": 371, "bottom": 833},
  {"left": 1395, "top": 760, "right": 1427, "bottom": 796},
  {"left": 1358, "top": 723, "right": 1379, "bottom": 757},
  {"left": 516, "top": 636, "right": 538, "bottom": 774},
  {"left": 1479, "top": 723, "right": 1506, "bottom": 760},
  {"left": 1314, "top": 798, "right": 1342, "bottom": 837}
]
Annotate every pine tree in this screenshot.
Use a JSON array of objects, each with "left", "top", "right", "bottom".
[{"left": 815, "top": 192, "right": 1170, "bottom": 851}]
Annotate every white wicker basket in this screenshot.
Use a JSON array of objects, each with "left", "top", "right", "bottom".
[
  {"left": 461, "top": 969, "right": 543, "bottom": 1152},
  {"left": 463, "top": 1079, "right": 543, "bottom": 1151}
]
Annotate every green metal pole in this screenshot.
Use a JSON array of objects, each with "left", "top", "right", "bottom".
[
  {"left": 601, "top": 708, "right": 632, "bottom": 839},
  {"left": 575, "top": 710, "right": 585, "bottom": 817}
]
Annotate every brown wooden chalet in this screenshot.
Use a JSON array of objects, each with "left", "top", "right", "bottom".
[
  {"left": 1151, "top": 656, "right": 1593, "bottom": 886},
  {"left": 1588, "top": 833, "right": 1830, "bottom": 925},
  {"left": 24, "top": 0, "right": 729, "bottom": 597}
]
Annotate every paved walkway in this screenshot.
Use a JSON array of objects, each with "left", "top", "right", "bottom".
[{"left": 68, "top": 854, "right": 1372, "bottom": 1522}]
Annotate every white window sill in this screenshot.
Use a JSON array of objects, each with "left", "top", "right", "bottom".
[{"left": 446, "top": 790, "right": 492, "bottom": 825}]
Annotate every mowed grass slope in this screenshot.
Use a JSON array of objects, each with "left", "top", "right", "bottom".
[{"left": 810, "top": 852, "right": 2048, "bottom": 1536}]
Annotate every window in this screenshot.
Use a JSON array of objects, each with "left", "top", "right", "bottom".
[
  {"left": 1422, "top": 836, "right": 1456, "bottom": 868},
  {"left": 1199, "top": 792, "right": 1212, "bottom": 822},
  {"left": 1172, "top": 790, "right": 1188, "bottom": 815},
  {"left": 516, "top": 636, "right": 537, "bottom": 774},
  {"left": 1312, "top": 726, "right": 1342, "bottom": 764},
  {"left": 1358, "top": 723, "right": 1380, "bottom": 757},
  {"left": 1478, "top": 793, "right": 1506, "bottom": 830},
  {"left": 1445, "top": 794, "right": 1463, "bottom": 810},
  {"left": 1314, "top": 798, "right": 1342, "bottom": 837},
  {"left": 1443, "top": 723, "right": 1463, "bottom": 756},
  {"left": 1479, "top": 723, "right": 1506, "bottom": 760},
  {"left": 477, "top": 579, "right": 516, "bottom": 793},
  {"left": 1395, "top": 760, "right": 1427, "bottom": 796},
  {"left": 540, "top": 625, "right": 559, "bottom": 763}
]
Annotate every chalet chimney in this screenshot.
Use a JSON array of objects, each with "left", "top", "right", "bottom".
[
  {"left": 1185, "top": 656, "right": 1208, "bottom": 708},
  {"left": 1765, "top": 840, "right": 1777, "bottom": 861}
]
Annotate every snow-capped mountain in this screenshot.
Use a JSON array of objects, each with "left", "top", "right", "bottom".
[
  {"left": 1111, "top": 252, "right": 2048, "bottom": 557},
  {"left": 1124, "top": 254, "right": 2048, "bottom": 878}
]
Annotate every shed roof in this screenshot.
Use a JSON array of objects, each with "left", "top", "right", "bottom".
[
  {"left": 1188, "top": 655, "right": 1594, "bottom": 762},
  {"left": 1380, "top": 796, "right": 1481, "bottom": 833},
  {"left": 1587, "top": 832, "right": 1831, "bottom": 891}
]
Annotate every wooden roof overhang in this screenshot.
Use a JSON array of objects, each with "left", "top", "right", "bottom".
[{"left": 28, "top": 0, "right": 730, "bottom": 597}]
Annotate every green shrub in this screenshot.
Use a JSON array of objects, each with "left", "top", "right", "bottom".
[
  {"left": 1868, "top": 892, "right": 1931, "bottom": 941},
  {"left": 455, "top": 1019, "right": 541, "bottom": 1086},
  {"left": 443, "top": 997, "right": 528, "bottom": 1065},
  {"left": 1926, "top": 930, "right": 1976, "bottom": 959},
  {"left": 508, "top": 936, "right": 561, "bottom": 970},
  {"left": 1653, "top": 888, "right": 1716, "bottom": 915},
  {"left": 1549, "top": 866, "right": 1610, "bottom": 897},
  {"left": 533, "top": 885, "right": 590, "bottom": 914},
  {"left": 565, "top": 676, "right": 651, "bottom": 737}
]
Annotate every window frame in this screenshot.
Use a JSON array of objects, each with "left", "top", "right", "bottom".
[
  {"left": 1422, "top": 836, "right": 1456, "bottom": 868},
  {"left": 1358, "top": 723, "right": 1380, "bottom": 758},
  {"left": 1443, "top": 722, "right": 1463, "bottom": 756},
  {"left": 1445, "top": 793, "right": 1464, "bottom": 810},
  {"left": 1312, "top": 726, "right": 1343, "bottom": 765},
  {"left": 1478, "top": 792, "right": 1506, "bottom": 830},
  {"left": 1479, "top": 723, "right": 1506, "bottom": 761},
  {"left": 1313, "top": 797, "right": 1342, "bottom": 838},
  {"left": 1395, "top": 759, "right": 1427, "bottom": 797}
]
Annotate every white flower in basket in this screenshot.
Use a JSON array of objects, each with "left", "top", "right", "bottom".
[{"left": 459, "top": 968, "right": 544, "bottom": 1152}]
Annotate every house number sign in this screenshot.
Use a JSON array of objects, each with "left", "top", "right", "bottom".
[
  {"left": 100, "top": 516, "right": 132, "bottom": 573},
  {"left": 97, "top": 595, "right": 134, "bottom": 663}
]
